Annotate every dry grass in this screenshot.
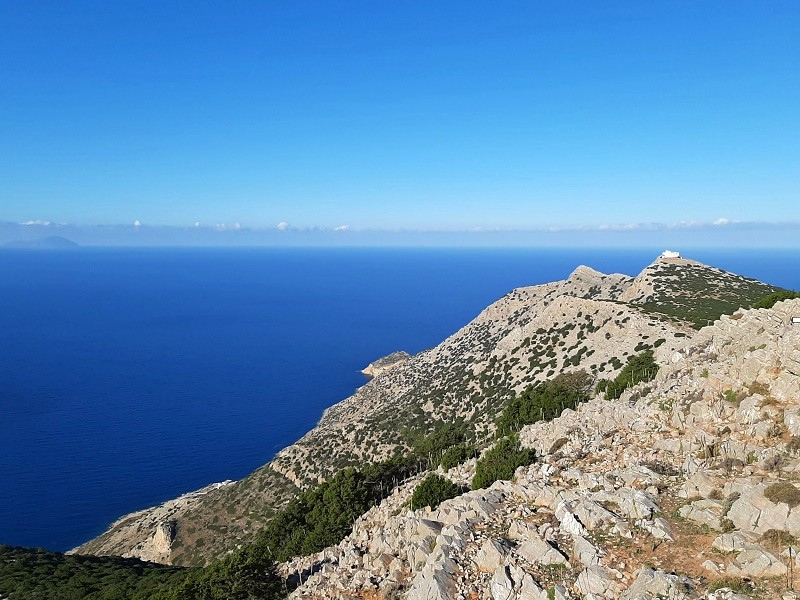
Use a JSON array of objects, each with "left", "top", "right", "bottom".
[{"left": 764, "top": 482, "right": 800, "bottom": 508}]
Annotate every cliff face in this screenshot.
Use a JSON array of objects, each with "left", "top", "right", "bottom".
[
  {"left": 281, "top": 299, "right": 800, "bottom": 600},
  {"left": 72, "top": 256, "right": 781, "bottom": 567}
]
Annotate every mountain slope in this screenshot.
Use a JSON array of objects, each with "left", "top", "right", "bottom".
[{"left": 73, "top": 255, "right": 778, "bottom": 567}]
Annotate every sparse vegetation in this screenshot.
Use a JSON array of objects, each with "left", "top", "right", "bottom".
[
  {"left": 633, "top": 261, "right": 783, "bottom": 328},
  {"left": 707, "top": 576, "right": 754, "bottom": 593}
]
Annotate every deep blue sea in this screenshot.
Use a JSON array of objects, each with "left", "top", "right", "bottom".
[{"left": 1, "top": 247, "right": 798, "bottom": 552}]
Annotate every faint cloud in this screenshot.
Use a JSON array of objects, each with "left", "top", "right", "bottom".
[
  {"left": 277, "top": 221, "right": 290, "bottom": 231},
  {"left": 713, "top": 217, "right": 730, "bottom": 226},
  {"left": 333, "top": 225, "right": 350, "bottom": 232}
]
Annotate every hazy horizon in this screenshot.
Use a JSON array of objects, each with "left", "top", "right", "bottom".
[{"left": 3, "top": 219, "right": 800, "bottom": 248}]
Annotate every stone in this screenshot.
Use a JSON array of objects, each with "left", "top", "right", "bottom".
[
  {"left": 572, "top": 534, "right": 601, "bottom": 567},
  {"left": 474, "top": 538, "right": 508, "bottom": 573},
  {"left": 152, "top": 520, "right": 176, "bottom": 555},
  {"left": 576, "top": 565, "right": 622, "bottom": 599},
  {"left": 518, "top": 573, "right": 548, "bottom": 600},
  {"left": 712, "top": 531, "right": 759, "bottom": 552},
  {"left": 727, "top": 543, "right": 787, "bottom": 577},
  {"left": 702, "top": 559, "right": 724, "bottom": 574},
  {"left": 490, "top": 564, "right": 514, "bottom": 600},
  {"left": 557, "top": 503, "right": 588, "bottom": 536},
  {"left": 785, "top": 408, "right": 800, "bottom": 436},
  {"left": 678, "top": 499, "right": 724, "bottom": 530},
  {"left": 406, "top": 555, "right": 461, "bottom": 600},
  {"left": 516, "top": 535, "right": 569, "bottom": 566},
  {"left": 620, "top": 567, "right": 693, "bottom": 599},
  {"left": 681, "top": 472, "right": 720, "bottom": 499}
]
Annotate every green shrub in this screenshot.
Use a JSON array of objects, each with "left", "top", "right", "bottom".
[
  {"left": 409, "top": 423, "right": 469, "bottom": 469},
  {"left": 472, "top": 435, "right": 536, "bottom": 490},
  {"left": 752, "top": 290, "right": 800, "bottom": 309},
  {"left": 411, "top": 474, "right": 461, "bottom": 510},
  {"left": 602, "top": 351, "right": 658, "bottom": 400},
  {"left": 496, "top": 370, "right": 592, "bottom": 436},
  {"left": 439, "top": 444, "right": 475, "bottom": 470},
  {"left": 764, "top": 482, "right": 800, "bottom": 507}
]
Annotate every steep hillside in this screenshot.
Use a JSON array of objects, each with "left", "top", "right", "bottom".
[
  {"left": 281, "top": 298, "right": 800, "bottom": 599},
  {"left": 621, "top": 257, "right": 781, "bottom": 328},
  {"left": 73, "top": 256, "right": 776, "bottom": 568}
]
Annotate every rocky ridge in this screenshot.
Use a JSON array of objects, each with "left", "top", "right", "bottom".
[
  {"left": 74, "top": 256, "right": 781, "bottom": 568},
  {"left": 280, "top": 299, "right": 800, "bottom": 599}
]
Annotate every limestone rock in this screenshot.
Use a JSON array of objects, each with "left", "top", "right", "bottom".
[
  {"left": 620, "top": 567, "right": 693, "bottom": 599},
  {"left": 576, "top": 565, "right": 623, "bottom": 599},
  {"left": 474, "top": 538, "right": 509, "bottom": 573},
  {"left": 727, "top": 543, "right": 787, "bottom": 577}
]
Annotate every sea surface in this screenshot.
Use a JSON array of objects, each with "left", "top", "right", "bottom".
[{"left": 1, "top": 247, "right": 798, "bottom": 552}]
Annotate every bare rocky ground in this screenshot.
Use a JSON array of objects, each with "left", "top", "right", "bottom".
[
  {"left": 280, "top": 299, "right": 800, "bottom": 600},
  {"left": 72, "top": 256, "right": 783, "bottom": 574}
]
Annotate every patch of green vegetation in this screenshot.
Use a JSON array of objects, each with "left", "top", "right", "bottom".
[
  {"left": 472, "top": 434, "right": 536, "bottom": 490},
  {"left": 253, "top": 455, "right": 418, "bottom": 563},
  {"left": 0, "top": 546, "right": 190, "bottom": 600},
  {"left": 411, "top": 474, "right": 461, "bottom": 510},
  {"left": 439, "top": 444, "right": 476, "bottom": 470},
  {"left": 408, "top": 422, "right": 471, "bottom": 470},
  {"left": 752, "top": 290, "right": 800, "bottom": 309},
  {"left": 707, "top": 576, "right": 754, "bottom": 593},
  {"left": 0, "top": 544, "right": 285, "bottom": 600},
  {"left": 596, "top": 350, "right": 658, "bottom": 400},
  {"left": 722, "top": 389, "right": 740, "bottom": 403},
  {"left": 496, "top": 370, "right": 592, "bottom": 437}
]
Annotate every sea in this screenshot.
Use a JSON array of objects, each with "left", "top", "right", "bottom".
[{"left": 1, "top": 247, "right": 798, "bottom": 552}]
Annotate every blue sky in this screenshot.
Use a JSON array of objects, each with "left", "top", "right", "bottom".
[{"left": 1, "top": 1, "right": 798, "bottom": 243}]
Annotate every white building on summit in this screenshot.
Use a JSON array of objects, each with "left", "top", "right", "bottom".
[{"left": 660, "top": 250, "right": 681, "bottom": 259}]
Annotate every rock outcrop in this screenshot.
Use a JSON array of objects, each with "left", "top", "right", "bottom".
[{"left": 361, "top": 351, "right": 411, "bottom": 378}]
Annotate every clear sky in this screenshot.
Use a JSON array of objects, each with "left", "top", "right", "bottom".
[{"left": 1, "top": 1, "right": 798, "bottom": 241}]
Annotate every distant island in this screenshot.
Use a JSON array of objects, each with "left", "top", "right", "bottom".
[{"left": 3, "top": 236, "right": 79, "bottom": 249}]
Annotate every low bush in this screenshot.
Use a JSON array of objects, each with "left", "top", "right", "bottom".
[
  {"left": 411, "top": 474, "right": 460, "bottom": 510},
  {"left": 472, "top": 435, "right": 536, "bottom": 490}
]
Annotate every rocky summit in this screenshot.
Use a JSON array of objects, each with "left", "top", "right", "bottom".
[{"left": 74, "top": 255, "right": 800, "bottom": 599}]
